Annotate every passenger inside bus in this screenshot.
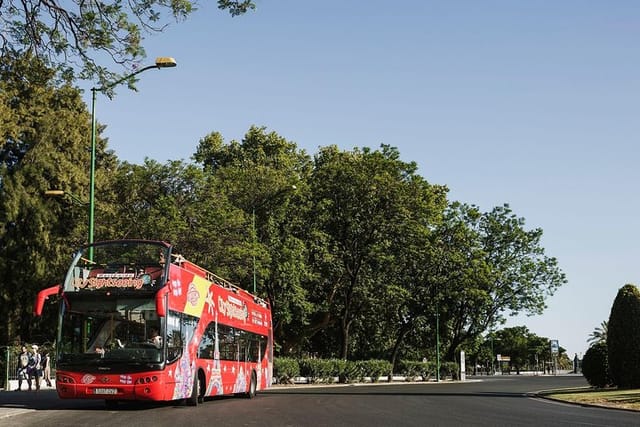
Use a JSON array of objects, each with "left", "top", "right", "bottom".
[{"left": 149, "top": 328, "right": 162, "bottom": 348}]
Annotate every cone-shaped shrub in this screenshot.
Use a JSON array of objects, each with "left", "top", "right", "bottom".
[
  {"left": 582, "top": 342, "right": 611, "bottom": 388},
  {"left": 607, "top": 284, "right": 640, "bottom": 388}
]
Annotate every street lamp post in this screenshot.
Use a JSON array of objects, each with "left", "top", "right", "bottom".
[
  {"left": 44, "top": 190, "right": 87, "bottom": 206},
  {"left": 436, "top": 303, "right": 440, "bottom": 382},
  {"left": 88, "top": 57, "right": 176, "bottom": 258},
  {"left": 252, "top": 205, "right": 257, "bottom": 294},
  {"left": 490, "top": 329, "right": 495, "bottom": 375}
]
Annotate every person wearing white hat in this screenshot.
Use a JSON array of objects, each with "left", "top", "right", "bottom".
[{"left": 28, "top": 344, "right": 42, "bottom": 391}]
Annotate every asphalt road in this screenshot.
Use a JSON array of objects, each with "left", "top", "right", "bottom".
[{"left": 1, "top": 375, "right": 638, "bottom": 427}]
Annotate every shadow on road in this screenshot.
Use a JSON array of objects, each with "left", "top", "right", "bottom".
[
  {"left": 0, "top": 389, "right": 240, "bottom": 413},
  {"left": 0, "top": 389, "right": 171, "bottom": 412},
  {"left": 266, "top": 389, "right": 533, "bottom": 398}
]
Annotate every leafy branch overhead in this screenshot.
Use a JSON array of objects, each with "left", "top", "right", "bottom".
[{"left": 0, "top": 0, "right": 256, "bottom": 87}]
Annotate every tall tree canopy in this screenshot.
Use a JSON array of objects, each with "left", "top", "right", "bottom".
[
  {"left": 194, "top": 126, "right": 314, "bottom": 354},
  {"left": 0, "top": 52, "right": 103, "bottom": 343},
  {"left": 436, "top": 203, "right": 566, "bottom": 361},
  {"left": 305, "top": 145, "right": 448, "bottom": 359},
  {"left": 0, "top": 0, "right": 256, "bottom": 85}
]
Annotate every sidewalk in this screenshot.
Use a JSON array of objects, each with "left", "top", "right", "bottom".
[
  {"left": 0, "top": 386, "right": 59, "bottom": 420},
  {"left": 4, "top": 379, "right": 56, "bottom": 392}
]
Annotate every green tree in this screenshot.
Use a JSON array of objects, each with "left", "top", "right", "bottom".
[
  {"left": 99, "top": 159, "right": 249, "bottom": 276},
  {"left": 527, "top": 334, "right": 551, "bottom": 373},
  {"left": 351, "top": 161, "right": 447, "bottom": 365},
  {"left": 306, "top": 144, "right": 447, "bottom": 360},
  {"left": 607, "top": 284, "right": 640, "bottom": 388},
  {"left": 492, "top": 326, "right": 531, "bottom": 374},
  {"left": 436, "top": 203, "right": 566, "bottom": 362},
  {"left": 428, "top": 203, "right": 491, "bottom": 363},
  {"left": 0, "top": 1, "right": 255, "bottom": 86},
  {"left": 194, "top": 126, "right": 314, "bottom": 355},
  {"left": 0, "top": 52, "right": 98, "bottom": 344},
  {"left": 587, "top": 320, "right": 608, "bottom": 346}
]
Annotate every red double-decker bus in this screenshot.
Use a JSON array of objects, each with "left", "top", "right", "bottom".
[{"left": 34, "top": 240, "right": 272, "bottom": 407}]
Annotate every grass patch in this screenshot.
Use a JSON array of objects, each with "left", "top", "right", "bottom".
[{"left": 546, "top": 388, "right": 640, "bottom": 411}]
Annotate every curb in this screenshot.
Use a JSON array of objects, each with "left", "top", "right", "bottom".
[{"left": 534, "top": 389, "right": 640, "bottom": 413}]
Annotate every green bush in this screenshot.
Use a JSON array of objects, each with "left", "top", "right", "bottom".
[
  {"left": 273, "top": 358, "right": 300, "bottom": 384},
  {"left": 340, "top": 360, "right": 363, "bottom": 383},
  {"left": 440, "top": 361, "right": 459, "bottom": 380},
  {"left": 391, "top": 359, "right": 459, "bottom": 381},
  {"left": 398, "top": 360, "right": 434, "bottom": 381},
  {"left": 326, "top": 358, "right": 347, "bottom": 383},
  {"left": 276, "top": 357, "right": 467, "bottom": 384},
  {"left": 582, "top": 342, "right": 611, "bottom": 388},
  {"left": 359, "top": 359, "right": 392, "bottom": 382},
  {"left": 299, "top": 358, "right": 345, "bottom": 383},
  {"left": 299, "top": 358, "right": 323, "bottom": 383},
  {"left": 607, "top": 284, "right": 640, "bottom": 388}
]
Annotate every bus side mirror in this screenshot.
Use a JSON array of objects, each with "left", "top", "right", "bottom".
[
  {"left": 156, "top": 285, "right": 169, "bottom": 317},
  {"left": 34, "top": 285, "right": 61, "bottom": 316}
]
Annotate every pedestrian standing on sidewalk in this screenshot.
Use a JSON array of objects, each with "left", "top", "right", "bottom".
[
  {"left": 28, "top": 344, "right": 42, "bottom": 391},
  {"left": 42, "top": 350, "right": 52, "bottom": 387},
  {"left": 15, "top": 345, "right": 31, "bottom": 391}
]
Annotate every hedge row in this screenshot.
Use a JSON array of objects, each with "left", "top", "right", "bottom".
[{"left": 273, "top": 358, "right": 459, "bottom": 384}]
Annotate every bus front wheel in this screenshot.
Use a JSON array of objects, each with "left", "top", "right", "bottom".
[{"left": 187, "top": 373, "right": 203, "bottom": 406}]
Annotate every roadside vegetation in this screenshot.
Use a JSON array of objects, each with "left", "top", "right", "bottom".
[
  {"left": 546, "top": 284, "right": 640, "bottom": 412},
  {"left": 581, "top": 284, "right": 640, "bottom": 391},
  {"left": 545, "top": 388, "right": 640, "bottom": 412}
]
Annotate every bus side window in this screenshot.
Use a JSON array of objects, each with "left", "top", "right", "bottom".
[
  {"left": 198, "top": 323, "right": 215, "bottom": 359},
  {"left": 166, "top": 313, "right": 183, "bottom": 362},
  {"left": 219, "top": 325, "right": 235, "bottom": 360},
  {"left": 237, "top": 329, "right": 246, "bottom": 362}
]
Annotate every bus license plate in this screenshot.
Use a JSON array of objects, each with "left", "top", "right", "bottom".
[{"left": 94, "top": 388, "right": 117, "bottom": 395}]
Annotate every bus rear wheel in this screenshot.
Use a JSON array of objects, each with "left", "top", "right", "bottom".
[{"left": 245, "top": 372, "right": 257, "bottom": 399}]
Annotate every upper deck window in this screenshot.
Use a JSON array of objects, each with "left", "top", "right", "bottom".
[{"left": 65, "top": 241, "right": 169, "bottom": 292}]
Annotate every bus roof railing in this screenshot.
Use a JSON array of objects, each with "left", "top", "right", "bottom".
[{"left": 172, "top": 254, "right": 269, "bottom": 308}]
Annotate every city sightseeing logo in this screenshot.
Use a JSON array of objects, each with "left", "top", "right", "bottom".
[
  {"left": 187, "top": 282, "right": 200, "bottom": 306},
  {"left": 76, "top": 273, "right": 144, "bottom": 290},
  {"left": 218, "top": 296, "right": 248, "bottom": 321}
]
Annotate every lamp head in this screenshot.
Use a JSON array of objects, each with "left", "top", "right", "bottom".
[{"left": 155, "top": 57, "right": 177, "bottom": 68}]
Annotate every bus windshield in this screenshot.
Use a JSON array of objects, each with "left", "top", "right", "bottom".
[
  {"left": 58, "top": 295, "right": 165, "bottom": 370},
  {"left": 64, "top": 241, "right": 169, "bottom": 292}
]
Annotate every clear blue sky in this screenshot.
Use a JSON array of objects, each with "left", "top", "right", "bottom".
[{"left": 82, "top": 0, "right": 640, "bottom": 359}]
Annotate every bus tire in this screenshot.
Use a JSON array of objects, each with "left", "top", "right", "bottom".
[
  {"left": 187, "top": 373, "right": 201, "bottom": 406},
  {"left": 245, "top": 371, "right": 257, "bottom": 399},
  {"left": 197, "top": 371, "right": 206, "bottom": 404}
]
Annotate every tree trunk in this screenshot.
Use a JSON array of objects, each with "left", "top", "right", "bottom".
[
  {"left": 340, "top": 316, "right": 352, "bottom": 360},
  {"left": 390, "top": 323, "right": 412, "bottom": 374}
]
